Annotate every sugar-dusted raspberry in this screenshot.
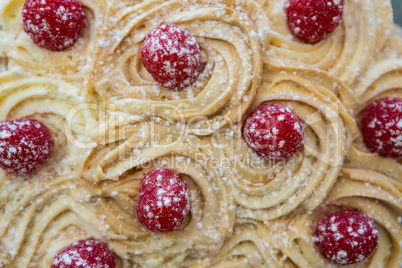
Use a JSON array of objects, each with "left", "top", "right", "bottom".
[
  {"left": 361, "top": 97, "right": 402, "bottom": 159},
  {"left": 22, "top": 0, "right": 85, "bottom": 51},
  {"left": 314, "top": 210, "right": 379, "bottom": 265},
  {"left": 242, "top": 103, "right": 303, "bottom": 161},
  {"left": 140, "top": 23, "right": 200, "bottom": 90},
  {"left": 0, "top": 119, "right": 53, "bottom": 175},
  {"left": 285, "top": 0, "right": 344, "bottom": 43},
  {"left": 51, "top": 240, "right": 116, "bottom": 268},
  {"left": 136, "top": 168, "right": 190, "bottom": 232}
]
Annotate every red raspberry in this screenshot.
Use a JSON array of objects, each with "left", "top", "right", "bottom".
[
  {"left": 314, "top": 210, "right": 379, "bottom": 265},
  {"left": 285, "top": 0, "right": 344, "bottom": 43},
  {"left": 136, "top": 168, "right": 190, "bottom": 232},
  {"left": 242, "top": 103, "right": 303, "bottom": 161},
  {"left": 0, "top": 119, "right": 53, "bottom": 175},
  {"left": 22, "top": 0, "right": 85, "bottom": 51},
  {"left": 140, "top": 23, "right": 200, "bottom": 90},
  {"left": 51, "top": 240, "right": 116, "bottom": 268},
  {"left": 361, "top": 97, "right": 402, "bottom": 159}
]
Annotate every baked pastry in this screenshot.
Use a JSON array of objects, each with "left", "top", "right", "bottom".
[
  {"left": 257, "top": 0, "right": 394, "bottom": 88},
  {"left": 0, "top": 0, "right": 401, "bottom": 267},
  {"left": 88, "top": 0, "right": 270, "bottom": 134},
  {"left": 0, "top": 0, "right": 105, "bottom": 84},
  {"left": 214, "top": 60, "right": 356, "bottom": 221}
]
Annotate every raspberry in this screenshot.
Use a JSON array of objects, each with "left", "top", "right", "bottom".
[
  {"left": 314, "top": 210, "right": 379, "bottom": 265},
  {"left": 22, "top": 0, "right": 85, "bottom": 51},
  {"left": 242, "top": 103, "right": 303, "bottom": 161},
  {"left": 361, "top": 97, "right": 402, "bottom": 159},
  {"left": 285, "top": 0, "right": 344, "bottom": 43},
  {"left": 140, "top": 23, "right": 200, "bottom": 90},
  {"left": 136, "top": 168, "right": 190, "bottom": 232},
  {"left": 51, "top": 240, "right": 116, "bottom": 268},
  {"left": 0, "top": 119, "right": 53, "bottom": 175}
]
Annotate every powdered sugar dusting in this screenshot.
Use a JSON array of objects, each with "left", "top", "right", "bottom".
[
  {"left": 0, "top": 118, "right": 53, "bottom": 175},
  {"left": 361, "top": 97, "right": 402, "bottom": 158},
  {"left": 140, "top": 23, "right": 200, "bottom": 90},
  {"left": 314, "top": 210, "right": 379, "bottom": 265},
  {"left": 136, "top": 167, "right": 190, "bottom": 232},
  {"left": 285, "top": 0, "right": 345, "bottom": 43},
  {"left": 51, "top": 240, "right": 115, "bottom": 268},
  {"left": 242, "top": 103, "right": 304, "bottom": 161},
  {"left": 22, "top": 0, "right": 85, "bottom": 51}
]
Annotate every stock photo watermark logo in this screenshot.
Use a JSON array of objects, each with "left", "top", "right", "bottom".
[{"left": 64, "top": 100, "right": 345, "bottom": 172}]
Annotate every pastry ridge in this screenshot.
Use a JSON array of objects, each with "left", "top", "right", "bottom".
[{"left": 0, "top": 0, "right": 401, "bottom": 267}]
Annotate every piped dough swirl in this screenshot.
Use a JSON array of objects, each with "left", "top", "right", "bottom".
[
  {"left": 0, "top": 0, "right": 106, "bottom": 84},
  {"left": 211, "top": 61, "right": 356, "bottom": 221},
  {"left": 262, "top": 141, "right": 402, "bottom": 267},
  {"left": 0, "top": 174, "right": 141, "bottom": 267},
  {"left": 0, "top": 71, "right": 98, "bottom": 267},
  {"left": 0, "top": 111, "right": 236, "bottom": 267},
  {"left": 0, "top": 71, "right": 97, "bottom": 179},
  {"left": 0, "top": 1, "right": 400, "bottom": 267},
  {"left": 354, "top": 34, "right": 402, "bottom": 104},
  {"left": 256, "top": 0, "right": 393, "bottom": 88},
  {"left": 79, "top": 113, "right": 236, "bottom": 267},
  {"left": 352, "top": 33, "right": 402, "bottom": 167},
  {"left": 207, "top": 220, "right": 281, "bottom": 267},
  {"left": 208, "top": 163, "right": 401, "bottom": 268},
  {"left": 89, "top": 0, "right": 270, "bottom": 134},
  {"left": 338, "top": 38, "right": 402, "bottom": 267},
  {"left": 241, "top": 135, "right": 402, "bottom": 267}
]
